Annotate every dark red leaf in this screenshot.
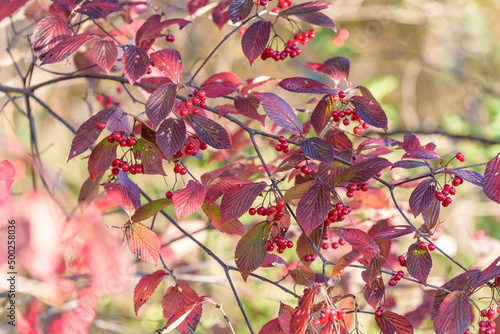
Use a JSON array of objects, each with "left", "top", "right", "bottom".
[
  {"left": 406, "top": 243, "right": 432, "bottom": 286},
  {"left": 333, "top": 157, "right": 392, "bottom": 186},
  {"left": 300, "top": 137, "right": 334, "bottom": 164},
  {"left": 364, "top": 277, "right": 385, "bottom": 308},
  {"left": 311, "top": 94, "right": 336, "bottom": 135},
  {"left": 202, "top": 204, "right": 246, "bottom": 236},
  {"left": 122, "top": 45, "right": 149, "bottom": 85},
  {"left": 91, "top": 39, "right": 118, "bottom": 73},
  {"left": 278, "top": 77, "right": 338, "bottom": 95},
  {"left": 349, "top": 95, "right": 388, "bottom": 130},
  {"left": 375, "top": 311, "right": 414, "bottom": 334},
  {"left": 433, "top": 291, "right": 470, "bottom": 334},
  {"left": 402, "top": 134, "right": 423, "bottom": 152},
  {"left": 324, "top": 57, "right": 350, "bottom": 82},
  {"left": 402, "top": 148, "right": 441, "bottom": 160},
  {"left": 259, "top": 319, "right": 285, "bottom": 334},
  {"left": 241, "top": 20, "right": 272, "bottom": 65},
  {"left": 212, "top": 0, "right": 231, "bottom": 30},
  {"left": 358, "top": 85, "right": 381, "bottom": 106},
  {"left": 220, "top": 181, "right": 267, "bottom": 223},
  {"left": 392, "top": 160, "right": 430, "bottom": 170},
  {"left": 187, "top": 114, "right": 232, "bottom": 150},
  {"left": 124, "top": 222, "right": 161, "bottom": 265},
  {"left": 76, "top": 0, "right": 124, "bottom": 19},
  {"left": 473, "top": 256, "right": 500, "bottom": 288},
  {"left": 131, "top": 198, "right": 172, "bottom": 222},
  {"left": 323, "top": 129, "right": 353, "bottom": 150},
  {"left": 150, "top": 48, "right": 183, "bottom": 84},
  {"left": 296, "top": 227, "right": 323, "bottom": 260},
  {"left": 296, "top": 181, "right": 330, "bottom": 235},
  {"left": 234, "top": 95, "right": 266, "bottom": 125},
  {"left": 145, "top": 83, "right": 178, "bottom": 128},
  {"left": 361, "top": 256, "right": 382, "bottom": 286},
  {"left": 41, "top": 32, "right": 99, "bottom": 64},
  {"left": 256, "top": 92, "right": 303, "bottom": 136},
  {"left": 295, "top": 12, "right": 336, "bottom": 30},
  {"left": 132, "top": 137, "right": 166, "bottom": 175},
  {"left": 172, "top": 181, "right": 207, "bottom": 219},
  {"left": 422, "top": 196, "right": 440, "bottom": 230},
  {"left": 203, "top": 176, "right": 249, "bottom": 206},
  {"left": 188, "top": 0, "right": 209, "bottom": 14},
  {"left": 278, "top": 302, "right": 294, "bottom": 333},
  {"left": 31, "top": 16, "right": 71, "bottom": 60},
  {"left": 373, "top": 225, "right": 418, "bottom": 239},
  {"left": 306, "top": 63, "right": 345, "bottom": 86},
  {"left": 161, "top": 283, "right": 202, "bottom": 334},
  {"left": 278, "top": 1, "right": 333, "bottom": 16},
  {"left": 482, "top": 153, "right": 500, "bottom": 203},
  {"left": 163, "top": 296, "right": 213, "bottom": 333},
  {"left": 134, "top": 270, "right": 167, "bottom": 315},
  {"left": 289, "top": 287, "right": 319, "bottom": 334},
  {"left": 356, "top": 137, "right": 401, "bottom": 153},
  {"left": 452, "top": 170, "right": 483, "bottom": 187},
  {"left": 228, "top": 0, "right": 253, "bottom": 23},
  {"left": 0, "top": 0, "right": 28, "bottom": 22},
  {"left": 201, "top": 72, "right": 241, "bottom": 97},
  {"left": 330, "top": 250, "right": 362, "bottom": 277},
  {"left": 343, "top": 228, "right": 380, "bottom": 254},
  {"left": 409, "top": 179, "right": 436, "bottom": 218},
  {"left": 156, "top": 118, "right": 186, "bottom": 162},
  {"left": 261, "top": 253, "right": 287, "bottom": 267},
  {"left": 290, "top": 265, "right": 315, "bottom": 286},
  {"left": 136, "top": 15, "right": 191, "bottom": 50},
  {"left": 88, "top": 137, "right": 118, "bottom": 181},
  {"left": 235, "top": 221, "right": 270, "bottom": 281},
  {"left": 78, "top": 175, "right": 102, "bottom": 209},
  {"left": 68, "top": 107, "right": 118, "bottom": 161},
  {"left": 274, "top": 153, "right": 307, "bottom": 174}
]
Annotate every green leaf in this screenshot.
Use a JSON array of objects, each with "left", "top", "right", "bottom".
[
  {"left": 235, "top": 221, "right": 270, "bottom": 281},
  {"left": 131, "top": 198, "right": 172, "bottom": 222}
]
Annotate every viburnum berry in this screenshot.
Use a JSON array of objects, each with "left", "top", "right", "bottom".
[
  {"left": 428, "top": 243, "right": 436, "bottom": 251},
  {"left": 200, "top": 142, "right": 208, "bottom": 150},
  {"left": 398, "top": 255, "right": 407, "bottom": 267},
  {"left": 322, "top": 242, "right": 329, "bottom": 250},
  {"left": 129, "top": 166, "right": 137, "bottom": 174},
  {"left": 338, "top": 91, "right": 346, "bottom": 99},
  {"left": 456, "top": 152, "right": 466, "bottom": 162},
  {"left": 97, "top": 94, "right": 105, "bottom": 103},
  {"left": 107, "top": 135, "right": 114, "bottom": 142},
  {"left": 436, "top": 192, "right": 446, "bottom": 201},
  {"left": 338, "top": 238, "right": 346, "bottom": 245},
  {"left": 487, "top": 308, "right": 496, "bottom": 319},
  {"left": 119, "top": 140, "right": 127, "bottom": 147},
  {"left": 121, "top": 162, "right": 130, "bottom": 172},
  {"left": 287, "top": 240, "right": 294, "bottom": 248},
  {"left": 192, "top": 96, "right": 200, "bottom": 104},
  {"left": 112, "top": 158, "right": 122, "bottom": 167},
  {"left": 308, "top": 29, "right": 316, "bottom": 39},
  {"left": 165, "top": 34, "right": 175, "bottom": 42},
  {"left": 111, "top": 167, "right": 120, "bottom": 175},
  {"left": 147, "top": 68, "right": 152, "bottom": 74},
  {"left": 199, "top": 101, "right": 208, "bottom": 109},
  {"left": 481, "top": 309, "right": 488, "bottom": 317},
  {"left": 353, "top": 126, "right": 364, "bottom": 135},
  {"left": 375, "top": 309, "right": 383, "bottom": 317},
  {"left": 96, "top": 121, "right": 106, "bottom": 130},
  {"left": 418, "top": 241, "right": 427, "bottom": 250},
  {"left": 312, "top": 318, "right": 321, "bottom": 326},
  {"left": 337, "top": 311, "right": 345, "bottom": 320},
  {"left": 127, "top": 138, "right": 137, "bottom": 146},
  {"left": 113, "top": 132, "right": 122, "bottom": 142},
  {"left": 304, "top": 254, "right": 311, "bottom": 262},
  {"left": 166, "top": 191, "right": 173, "bottom": 199},
  {"left": 180, "top": 108, "right": 188, "bottom": 117},
  {"left": 332, "top": 242, "right": 339, "bottom": 249},
  {"left": 388, "top": 278, "right": 397, "bottom": 286}
]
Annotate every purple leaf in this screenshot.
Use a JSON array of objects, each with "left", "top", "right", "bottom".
[
  {"left": 41, "top": 32, "right": 100, "bottom": 65},
  {"left": 235, "top": 221, "right": 270, "bottom": 281},
  {"left": 273, "top": 153, "right": 307, "bottom": 174},
  {"left": 278, "top": 1, "right": 334, "bottom": 16},
  {"left": 324, "top": 57, "right": 350, "bottom": 81},
  {"left": 31, "top": 16, "right": 71, "bottom": 60},
  {"left": 361, "top": 256, "right": 382, "bottom": 286},
  {"left": 357, "top": 137, "right": 401, "bottom": 153},
  {"left": 88, "top": 137, "right": 118, "bottom": 181},
  {"left": 373, "top": 225, "right": 418, "bottom": 240},
  {"left": 228, "top": 0, "right": 253, "bottom": 23},
  {"left": 343, "top": 228, "right": 380, "bottom": 255},
  {"left": 422, "top": 196, "right": 440, "bottom": 230},
  {"left": 324, "top": 129, "right": 353, "bottom": 150},
  {"left": 132, "top": 137, "right": 166, "bottom": 175},
  {"left": 402, "top": 134, "right": 422, "bottom": 152},
  {"left": 201, "top": 72, "right": 241, "bottom": 97},
  {"left": 135, "top": 14, "right": 191, "bottom": 50},
  {"left": 261, "top": 253, "right": 287, "bottom": 267},
  {"left": 311, "top": 94, "right": 336, "bottom": 135},
  {"left": 296, "top": 181, "right": 330, "bottom": 235},
  {"left": 150, "top": 48, "right": 183, "bottom": 84},
  {"left": 145, "top": 83, "right": 178, "bottom": 128},
  {"left": 278, "top": 77, "right": 338, "bottom": 95},
  {"left": 350, "top": 95, "right": 388, "bottom": 130},
  {"left": 241, "top": 20, "right": 271, "bottom": 65},
  {"left": 295, "top": 12, "right": 336, "bottom": 31},
  {"left": 473, "top": 256, "right": 500, "bottom": 288},
  {"left": 256, "top": 92, "right": 303, "bottom": 136},
  {"left": 402, "top": 148, "right": 442, "bottom": 160},
  {"left": 91, "top": 39, "right": 118, "bottom": 73},
  {"left": 188, "top": 0, "right": 209, "bottom": 14},
  {"left": 482, "top": 153, "right": 500, "bottom": 203},
  {"left": 306, "top": 60, "right": 347, "bottom": 85},
  {"left": 233, "top": 95, "right": 266, "bottom": 125},
  {"left": 364, "top": 277, "right": 385, "bottom": 309},
  {"left": 187, "top": 114, "right": 232, "bottom": 150},
  {"left": 333, "top": 157, "right": 392, "bottom": 186},
  {"left": 406, "top": 243, "right": 432, "bottom": 286},
  {"left": 300, "top": 137, "right": 334, "bottom": 164},
  {"left": 452, "top": 170, "right": 483, "bottom": 187},
  {"left": 156, "top": 118, "right": 186, "bottom": 163},
  {"left": 122, "top": 45, "right": 149, "bottom": 85},
  {"left": 220, "top": 181, "right": 267, "bottom": 223},
  {"left": 433, "top": 291, "right": 471, "bottom": 334},
  {"left": 375, "top": 311, "right": 414, "bottom": 334},
  {"left": 76, "top": 0, "right": 124, "bottom": 19},
  {"left": 392, "top": 160, "right": 430, "bottom": 170},
  {"left": 409, "top": 179, "right": 436, "bottom": 218}
]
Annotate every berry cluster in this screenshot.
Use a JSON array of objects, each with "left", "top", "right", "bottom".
[
  {"left": 374, "top": 306, "right": 384, "bottom": 317},
  {"left": 173, "top": 163, "right": 187, "bottom": 175},
  {"left": 303, "top": 253, "right": 317, "bottom": 262},
  {"left": 267, "top": 236, "right": 293, "bottom": 254},
  {"left": 418, "top": 241, "right": 436, "bottom": 251},
  {"left": 256, "top": 0, "right": 293, "bottom": 14},
  {"left": 387, "top": 270, "right": 404, "bottom": 286},
  {"left": 175, "top": 140, "right": 208, "bottom": 158},
  {"left": 323, "top": 203, "right": 352, "bottom": 226},
  {"left": 274, "top": 136, "right": 289, "bottom": 153},
  {"left": 165, "top": 34, "right": 175, "bottom": 42},
  {"left": 260, "top": 30, "right": 315, "bottom": 61},
  {"left": 111, "top": 158, "right": 144, "bottom": 175},
  {"left": 477, "top": 308, "right": 498, "bottom": 334},
  {"left": 106, "top": 131, "right": 138, "bottom": 148},
  {"left": 435, "top": 176, "right": 463, "bottom": 207},
  {"left": 97, "top": 94, "right": 121, "bottom": 108},
  {"left": 456, "top": 152, "right": 466, "bottom": 162},
  {"left": 345, "top": 182, "right": 368, "bottom": 198},
  {"left": 312, "top": 307, "right": 346, "bottom": 326},
  {"left": 398, "top": 255, "right": 407, "bottom": 267},
  {"left": 331, "top": 107, "right": 369, "bottom": 135},
  {"left": 249, "top": 198, "right": 286, "bottom": 221},
  {"left": 330, "top": 238, "right": 346, "bottom": 249},
  {"left": 295, "top": 163, "right": 313, "bottom": 175}
]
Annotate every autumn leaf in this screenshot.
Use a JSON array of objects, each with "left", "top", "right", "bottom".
[
  {"left": 134, "top": 270, "right": 167, "bottom": 315},
  {"left": 406, "top": 243, "right": 432, "bottom": 286},
  {"left": 235, "top": 221, "right": 270, "bottom": 281},
  {"left": 124, "top": 221, "right": 161, "bottom": 265},
  {"left": 296, "top": 181, "right": 330, "bottom": 235},
  {"left": 375, "top": 311, "right": 414, "bottom": 334},
  {"left": 220, "top": 181, "right": 267, "bottom": 224},
  {"left": 172, "top": 181, "right": 207, "bottom": 219}
]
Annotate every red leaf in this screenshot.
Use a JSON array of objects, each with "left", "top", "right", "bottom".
[
  {"left": 187, "top": 114, "right": 232, "bottom": 150},
  {"left": 172, "top": 181, "right": 207, "bottom": 219},
  {"left": 296, "top": 227, "right": 324, "bottom": 260},
  {"left": 228, "top": 0, "right": 253, "bottom": 23},
  {"left": 296, "top": 181, "right": 330, "bottom": 235},
  {"left": 76, "top": 0, "right": 124, "bottom": 19},
  {"left": 202, "top": 203, "right": 245, "bottom": 236},
  {"left": 274, "top": 153, "right": 307, "bottom": 175},
  {"left": 134, "top": 270, "right": 167, "bottom": 315},
  {"left": 311, "top": 94, "right": 336, "bottom": 135},
  {"left": 324, "top": 57, "right": 350, "bottom": 83},
  {"left": 364, "top": 276, "right": 385, "bottom": 308},
  {"left": 256, "top": 92, "right": 303, "bottom": 136},
  {"left": 349, "top": 95, "right": 388, "bottom": 130},
  {"left": 131, "top": 198, "right": 172, "bottom": 222},
  {"left": 122, "top": 45, "right": 149, "bottom": 85},
  {"left": 259, "top": 318, "right": 285, "bottom": 334},
  {"left": 392, "top": 160, "right": 429, "bottom": 170},
  {"left": 261, "top": 253, "right": 287, "bottom": 267},
  {"left": 145, "top": 83, "right": 178, "bottom": 128},
  {"left": 68, "top": 107, "right": 118, "bottom": 161},
  {"left": 188, "top": 0, "right": 209, "bottom": 14},
  {"left": 203, "top": 176, "right": 249, "bottom": 206},
  {"left": 422, "top": 196, "right": 440, "bottom": 230},
  {"left": 125, "top": 222, "right": 161, "bottom": 265},
  {"left": 278, "top": 1, "right": 333, "bottom": 16},
  {"left": 482, "top": 153, "right": 500, "bottom": 203},
  {"left": 132, "top": 137, "right": 166, "bottom": 175},
  {"left": 306, "top": 62, "right": 346, "bottom": 85},
  {"left": 289, "top": 286, "right": 319, "bottom": 334},
  {"left": 409, "top": 179, "right": 436, "bottom": 218},
  {"left": 91, "top": 39, "right": 118, "bottom": 73},
  {"left": 473, "top": 256, "right": 500, "bottom": 288},
  {"left": 300, "top": 137, "right": 334, "bottom": 164},
  {"left": 78, "top": 175, "right": 102, "bottom": 209},
  {"left": 201, "top": 71, "right": 241, "bottom": 97},
  {"left": 163, "top": 296, "right": 213, "bottom": 333},
  {"left": 343, "top": 228, "right": 380, "bottom": 254},
  {"left": 402, "top": 134, "right": 422, "bottom": 152},
  {"left": 0, "top": 160, "right": 15, "bottom": 199},
  {"left": 402, "top": 148, "right": 442, "bottom": 160},
  {"left": 357, "top": 137, "right": 401, "bottom": 153},
  {"left": 41, "top": 32, "right": 100, "bottom": 64},
  {"left": 156, "top": 118, "right": 186, "bottom": 162},
  {"left": 220, "top": 181, "right": 267, "bottom": 223},
  {"left": 361, "top": 256, "right": 382, "bottom": 286},
  {"left": 88, "top": 137, "right": 118, "bottom": 181},
  {"left": 333, "top": 157, "right": 392, "bottom": 186},
  {"left": 295, "top": 12, "right": 336, "bottom": 30},
  {"left": 150, "top": 48, "right": 183, "bottom": 84},
  {"left": 136, "top": 15, "right": 191, "bottom": 50},
  {"left": 278, "top": 302, "right": 294, "bottom": 333},
  {"left": 373, "top": 225, "right": 417, "bottom": 239},
  {"left": 234, "top": 95, "right": 266, "bottom": 125},
  {"left": 433, "top": 291, "right": 470, "bottom": 334},
  {"left": 278, "top": 77, "right": 337, "bottom": 95},
  {"left": 161, "top": 283, "right": 202, "bottom": 334},
  {"left": 330, "top": 250, "right": 362, "bottom": 278},
  {"left": 235, "top": 221, "right": 270, "bottom": 281},
  {"left": 453, "top": 170, "right": 483, "bottom": 187},
  {"left": 375, "top": 311, "right": 414, "bottom": 334},
  {"left": 31, "top": 16, "right": 71, "bottom": 60},
  {"left": 0, "top": 0, "right": 28, "bottom": 23},
  {"left": 242, "top": 20, "right": 272, "bottom": 65},
  {"left": 406, "top": 243, "right": 432, "bottom": 285},
  {"left": 212, "top": 0, "right": 231, "bottom": 30},
  {"left": 323, "top": 129, "right": 353, "bottom": 150},
  {"left": 104, "top": 180, "right": 140, "bottom": 216},
  {"left": 290, "top": 265, "right": 315, "bottom": 286}
]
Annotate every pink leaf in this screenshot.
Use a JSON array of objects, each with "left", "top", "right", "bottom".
[
  {"left": 172, "top": 181, "right": 207, "bottom": 219},
  {"left": 41, "top": 32, "right": 100, "bottom": 65},
  {"left": 122, "top": 45, "right": 149, "bottom": 85},
  {"left": 311, "top": 94, "right": 336, "bottom": 135},
  {"left": 220, "top": 181, "right": 267, "bottom": 223},
  {"left": 162, "top": 296, "right": 213, "bottom": 333},
  {"left": 406, "top": 243, "right": 432, "bottom": 286},
  {"left": 357, "top": 137, "right": 401, "bottom": 153},
  {"left": 187, "top": 114, "right": 232, "bottom": 150},
  {"left": 261, "top": 253, "right": 287, "bottom": 267},
  {"left": 91, "top": 39, "right": 118, "bottom": 73},
  {"left": 373, "top": 225, "right": 418, "bottom": 240},
  {"left": 375, "top": 311, "right": 414, "bottom": 334},
  {"left": 306, "top": 61, "right": 346, "bottom": 85},
  {"left": 296, "top": 181, "right": 330, "bottom": 235},
  {"left": 409, "top": 179, "right": 436, "bottom": 218},
  {"left": 278, "top": 302, "right": 294, "bottom": 333},
  {"left": 150, "top": 48, "right": 183, "bottom": 84},
  {"left": 482, "top": 153, "right": 500, "bottom": 203},
  {"left": 132, "top": 137, "right": 166, "bottom": 175},
  {"left": 203, "top": 176, "right": 249, "bottom": 206},
  {"left": 350, "top": 95, "right": 388, "bottom": 130},
  {"left": 104, "top": 180, "right": 140, "bottom": 216},
  {"left": 212, "top": 0, "right": 231, "bottom": 29},
  {"left": 134, "top": 270, "right": 167, "bottom": 315},
  {"left": 187, "top": 0, "right": 209, "bottom": 14},
  {"left": 234, "top": 95, "right": 266, "bottom": 125},
  {"left": 156, "top": 118, "right": 186, "bottom": 162},
  {"left": 402, "top": 148, "right": 442, "bottom": 160},
  {"left": 88, "top": 137, "right": 118, "bottom": 181},
  {"left": 259, "top": 319, "right": 285, "bottom": 334},
  {"left": 201, "top": 72, "right": 241, "bottom": 97},
  {"left": 125, "top": 222, "right": 161, "bottom": 265},
  {"left": 241, "top": 20, "right": 272, "bottom": 65},
  {"left": 76, "top": 0, "right": 124, "bottom": 19},
  {"left": 433, "top": 291, "right": 470, "bottom": 334},
  {"left": 228, "top": 0, "right": 253, "bottom": 23},
  {"left": 274, "top": 153, "right": 307, "bottom": 174},
  {"left": 300, "top": 137, "right": 334, "bottom": 164},
  {"left": 235, "top": 221, "right": 270, "bottom": 281},
  {"left": 256, "top": 92, "right": 303, "bottom": 136},
  {"left": 278, "top": 77, "right": 338, "bottom": 95},
  {"left": 0, "top": 160, "right": 15, "bottom": 196},
  {"left": 145, "top": 83, "right": 178, "bottom": 128},
  {"left": 31, "top": 16, "right": 71, "bottom": 60},
  {"left": 343, "top": 228, "right": 380, "bottom": 255}
]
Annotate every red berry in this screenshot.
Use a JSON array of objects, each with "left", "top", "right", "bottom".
[
  {"left": 180, "top": 109, "right": 188, "bottom": 117},
  {"left": 428, "top": 243, "right": 436, "bottom": 251},
  {"left": 308, "top": 29, "right": 316, "bottom": 39},
  {"left": 249, "top": 208, "right": 256, "bottom": 215},
  {"left": 322, "top": 242, "right": 329, "bottom": 250},
  {"left": 342, "top": 118, "right": 350, "bottom": 126},
  {"left": 127, "top": 138, "right": 137, "bottom": 146},
  {"left": 275, "top": 144, "right": 282, "bottom": 152},
  {"left": 117, "top": 87, "right": 123, "bottom": 93},
  {"left": 112, "top": 158, "right": 122, "bottom": 167},
  {"left": 129, "top": 166, "right": 137, "bottom": 174},
  {"left": 185, "top": 100, "right": 193, "bottom": 108},
  {"left": 96, "top": 121, "right": 106, "bottom": 130},
  {"left": 277, "top": 199, "right": 285, "bottom": 208},
  {"left": 119, "top": 140, "right": 127, "bottom": 147},
  {"left": 179, "top": 167, "right": 187, "bottom": 175},
  {"left": 192, "top": 96, "right": 200, "bottom": 104},
  {"left": 375, "top": 310, "right": 382, "bottom": 317},
  {"left": 121, "top": 163, "right": 130, "bottom": 172},
  {"left": 287, "top": 240, "right": 294, "bottom": 248},
  {"left": 444, "top": 197, "right": 452, "bottom": 205},
  {"left": 353, "top": 126, "right": 364, "bottom": 135},
  {"left": 97, "top": 94, "right": 105, "bottom": 103},
  {"left": 113, "top": 132, "right": 122, "bottom": 142},
  {"left": 312, "top": 318, "right": 321, "bottom": 326},
  {"left": 147, "top": 68, "right": 152, "bottom": 74},
  {"left": 200, "top": 142, "right": 208, "bottom": 150},
  {"left": 448, "top": 187, "right": 456, "bottom": 195},
  {"left": 107, "top": 135, "right": 114, "bottom": 142},
  {"left": 338, "top": 91, "right": 346, "bottom": 99},
  {"left": 309, "top": 254, "right": 316, "bottom": 261},
  {"left": 282, "top": 147, "right": 289, "bottom": 153},
  {"left": 337, "top": 311, "right": 345, "bottom": 320},
  {"left": 339, "top": 238, "right": 345, "bottom": 245},
  {"left": 267, "top": 244, "right": 274, "bottom": 252},
  {"left": 272, "top": 7, "right": 280, "bottom": 13},
  {"left": 332, "top": 242, "right": 339, "bottom": 249},
  {"left": 238, "top": 27, "right": 247, "bottom": 36},
  {"left": 319, "top": 316, "right": 327, "bottom": 324},
  {"left": 280, "top": 141, "right": 289, "bottom": 149},
  {"left": 304, "top": 255, "right": 311, "bottom": 262},
  {"left": 199, "top": 101, "right": 207, "bottom": 109},
  {"left": 166, "top": 191, "right": 173, "bottom": 199},
  {"left": 436, "top": 192, "right": 446, "bottom": 201},
  {"left": 418, "top": 241, "right": 427, "bottom": 250},
  {"left": 482, "top": 310, "right": 488, "bottom": 317},
  {"left": 111, "top": 167, "right": 120, "bottom": 175}
]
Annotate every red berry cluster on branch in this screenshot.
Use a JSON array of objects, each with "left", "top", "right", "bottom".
[
  {"left": 274, "top": 136, "right": 289, "bottom": 153},
  {"left": 436, "top": 176, "right": 463, "bottom": 207},
  {"left": 345, "top": 182, "right": 368, "bottom": 198},
  {"left": 456, "top": 152, "right": 466, "bottom": 162},
  {"left": 267, "top": 236, "right": 293, "bottom": 253},
  {"left": 323, "top": 202, "right": 351, "bottom": 226},
  {"left": 173, "top": 163, "right": 187, "bottom": 175},
  {"left": 417, "top": 241, "right": 436, "bottom": 251},
  {"left": 165, "top": 34, "right": 175, "bottom": 42},
  {"left": 477, "top": 308, "right": 498, "bottom": 333},
  {"left": 261, "top": 30, "right": 315, "bottom": 61},
  {"left": 331, "top": 107, "right": 369, "bottom": 135},
  {"left": 374, "top": 306, "right": 384, "bottom": 317},
  {"left": 111, "top": 158, "right": 144, "bottom": 175},
  {"left": 388, "top": 270, "right": 404, "bottom": 286},
  {"left": 312, "top": 307, "right": 346, "bottom": 326},
  {"left": 398, "top": 255, "right": 407, "bottom": 267},
  {"left": 303, "top": 253, "right": 316, "bottom": 262},
  {"left": 330, "top": 238, "right": 345, "bottom": 249},
  {"left": 296, "top": 164, "right": 312, "bottom": 175},
  {"left": 249, "top": 198, "right": 286, "bottom": 220},
  {"left": 107, "top": 131, "right": 137, "bottom": 147},
  {"left": 97, "top": 94, "right": 121, "bottom": 108}
]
